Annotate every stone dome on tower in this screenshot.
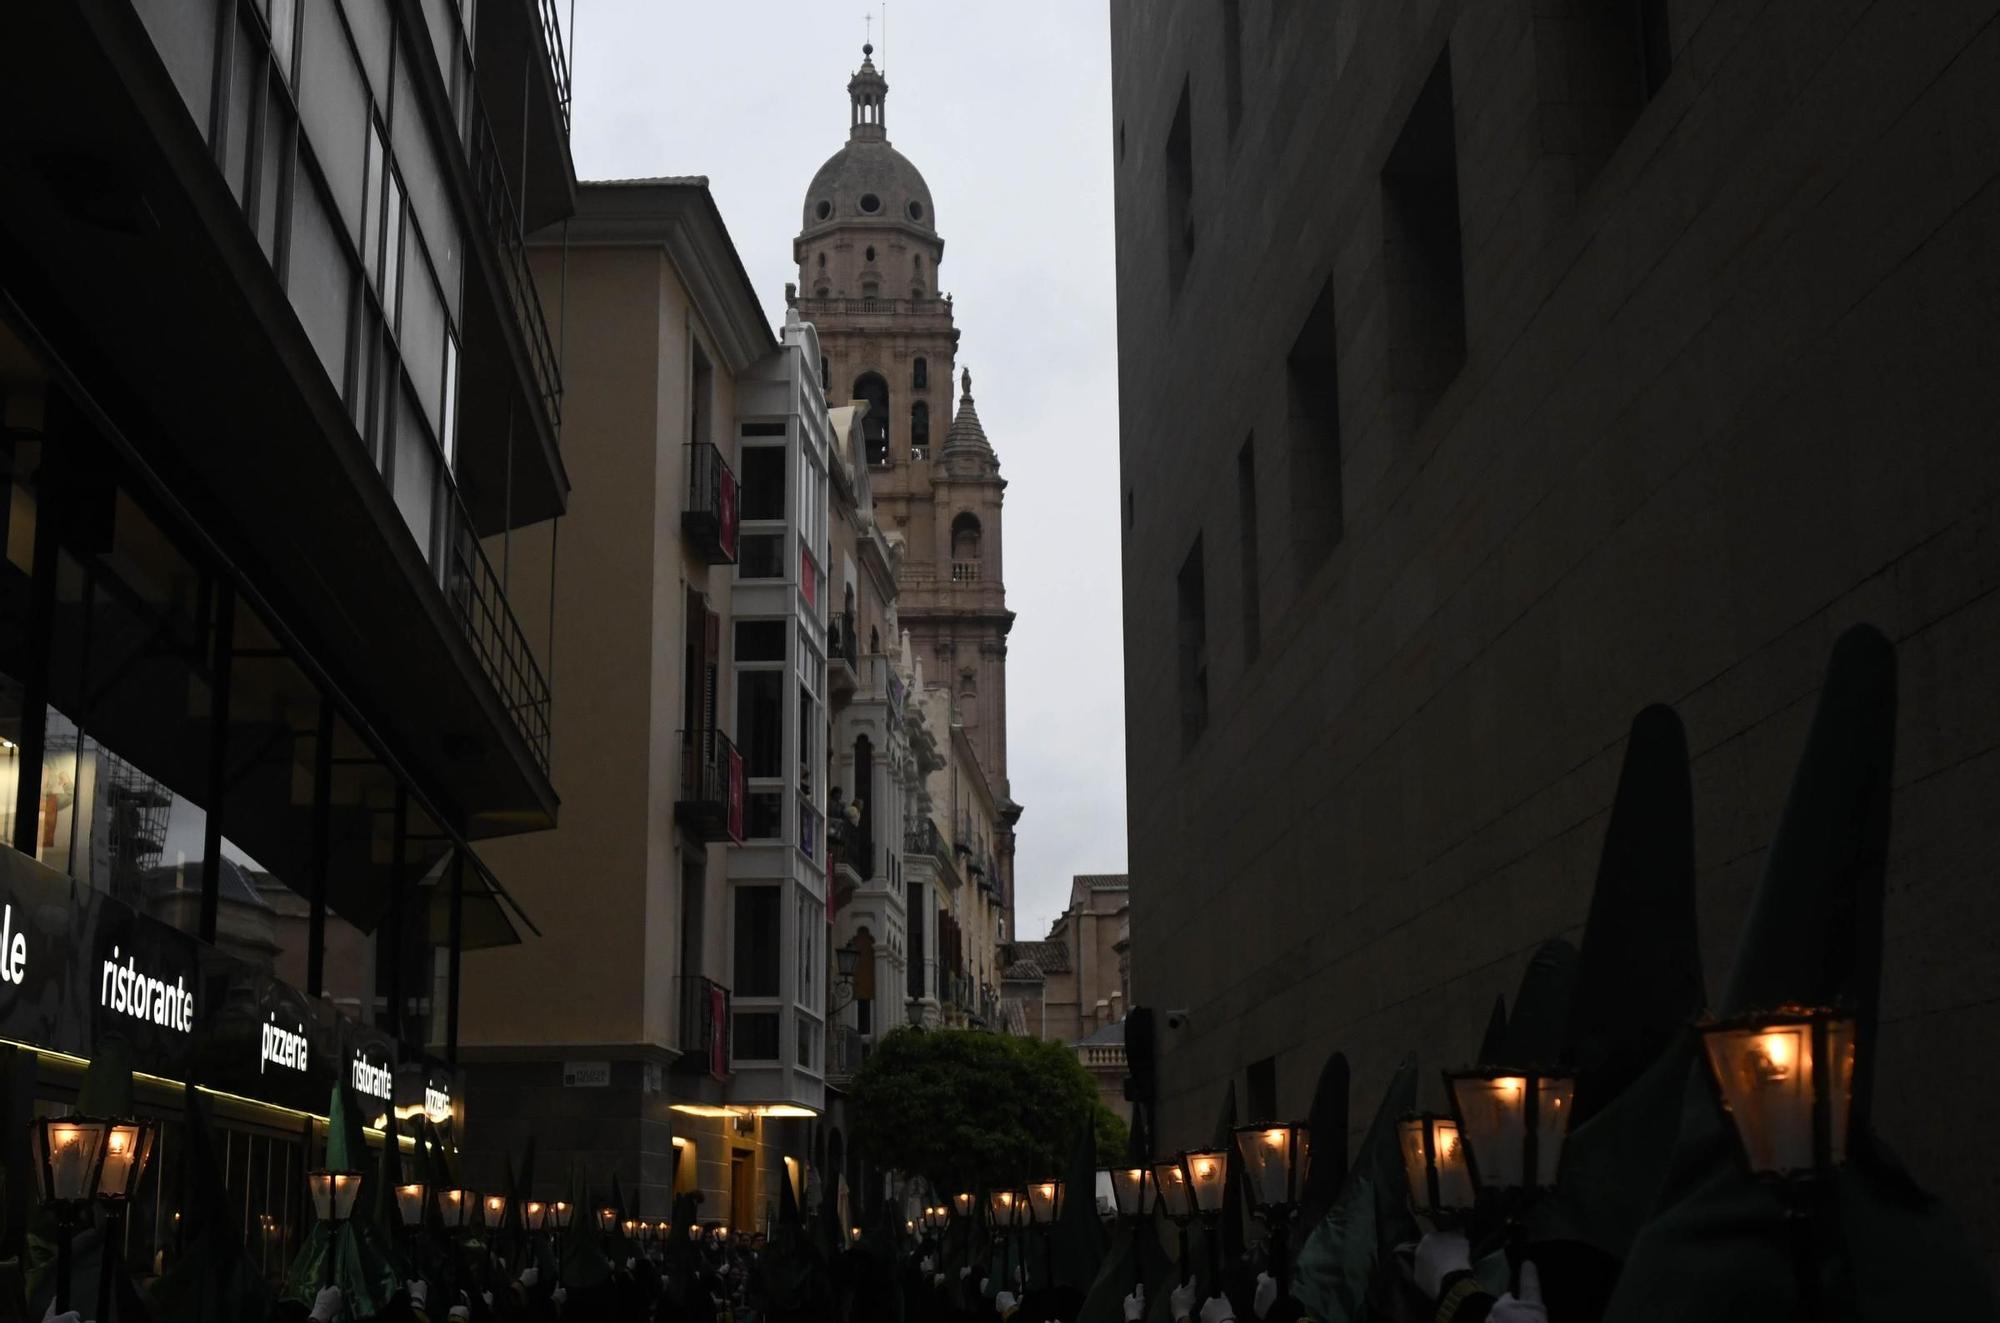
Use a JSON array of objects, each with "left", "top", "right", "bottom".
[{"left": 799, "top": 44, "right": 938, "bottom": 239}]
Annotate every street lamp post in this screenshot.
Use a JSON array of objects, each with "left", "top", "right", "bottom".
[
  {"left": 1698, "top": 1007, "right": 1859, "bottom": 1318},
  {"left": 1445, "top": 1066, "right": 1576, "bottom": 1292},
  {"left": 1104, "top": 1166, "right": 1155, "bottom": 1290},
  {"left": 440, "top": 1188, "right": 476, "bottom": 1299},
  {"left": 1234, "top": 1124, "right": 1309, "bottom": 1295},
  {"left": 1024, "top": 1179, "right": 1064, "bottom": 1289},
  {"left": 307, "top": 1169, "right": 365, "bottom": 1288},
  {"left": 1151, "top": 1158, "right": 1196, "bottom": 1282},
  {"left": 546, "top": 1199, "right": 573, "bottom": 1286},
  {"left": 394, "top": 1183, "right": 427, "bottom": 1274},
  {"left": 31, "top": 1117, "right": 108, "bottom": 1314}
]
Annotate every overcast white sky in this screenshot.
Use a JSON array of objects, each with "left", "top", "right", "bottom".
[{"left": 565, "top": 2, "right": 1127, "bottom": 941}]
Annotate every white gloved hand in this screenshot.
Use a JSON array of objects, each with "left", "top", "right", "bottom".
[
  {"left": 43, "top": 1311, "right": 84, "bottom": 1323},
  {"left": 308, "top": 1285, "right": 345, "bottom": 1322},
  {"left": 552, "top": 1283, "right": 568, "bottom": 1310},
  {"left": 960, "top": 1266, "right": 973, "bottom": 1280},
  {"left": 994, "top": 1289, "right": 1020, "bottom": 1318},
  {"left": 1490, "top": 1262, "right": 1549, "bottom": 1322},
  {"left": 520, "top": 1266, "right": 540, "bottom": 1288},
  {"left": 920, "top": 1255, "right": 936, "bottom": 1274},
  {"left": 481, "top": 1290, "right": 494, "bottom": 1309},
  {"left": 407, "top": 1281, "right": 428, "bottom": 1309},
  {"left": 626, "top": 1256, "right": 638, "bottom": 1272},
  {"left": 1415, "top": 1229, "right": 1472, "bottom": 1301},
  {"left": 978, "top": 1276, "right": 990, "bottom": 1296},
  {"left": 1122, "top": 1283, "right": 1146, "bottom": 1321},
  {"left": 1253, "top": 1271, "right": 1278, "bottom": 1320},
  {"left": 1198, "top": 1295, "right": 1236, "bottom": 1323},
  {"left": 1169, "top": 1277, "right": 1198, "bottom": 1321},
  {"left": 447, "top": 1308, "right": 470, "bottom": 1322}
]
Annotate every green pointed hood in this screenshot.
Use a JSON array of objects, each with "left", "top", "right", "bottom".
[
  {"left": 1498, "top": 940, "right": 1577, "bottom": 1067},
  {"left": 1295, "top": 1052, "right": 1350, "bottom": 1235},
  {"left": 1476, "top": 996, "right": 1508, "bottom": 1063},
  {"left": 1052, "top": 1117, "right": 1107, "bottom": 1289},
  {"left": 144, "top": 1086, "right": 273, "bottom": 1323},
  {"left": 1291, "top": 1055, "right": 1417, "bottom": 1323}
]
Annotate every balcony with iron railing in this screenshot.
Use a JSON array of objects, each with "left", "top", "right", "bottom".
[
  {"left": 468, "top": 102, "right": 564, "bottom": 444},
  {"left": 683, "top": 443, "right": 738, "bottom": 564},
  {"left": 903, "top": 818, "right": 961, "bottom": 887},
  {"left": 828, "top": 611, "right": 859, "bottom": 696},
  {"left": 674, "top": 975, "right": 732, "bottom": 1080},
  {"left": 826, "top": 1023, "right": 867, "bottom": 1085},
  {"left": 676, "top": 729, "right": 745, "bottom": 843},
  {"left": 444, "top": 491, "right": 552, "bottom": 776}
]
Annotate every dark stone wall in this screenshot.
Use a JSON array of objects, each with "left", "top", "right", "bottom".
[{"left": 1113, "top": 0, "right": 2000, "bottom": 1271}]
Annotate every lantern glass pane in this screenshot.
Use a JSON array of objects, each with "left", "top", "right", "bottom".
[
  {"left": 1703, "top": 1021, "right": 1816, "bottom": 1174},
  {"left": 952, "top": 1192, "right": 975, "bottom": 1218},
  {"left": 598, "top": 1206, "right": 617, "bottom": 1231},
  {"left": 98, "top": 1123, "right": 146, "bottom": 1200},
  {"left": 484, "top": 1194, "right": 509, "bottom": 1224},
  {"left": 1026, "top": 1180, "right": 1063, "bottom": 1224},
  {"left": 1152, "top": 1161, "right": 1192, "bottom": 1220},
  {"left": 1827, "top": 1017, "right": 1857, "bottom": 1163},
  {"left": 441, "top": 1189, "right": 472, "bottom": 1228},
  {"left": 309, "top": 1171, "right": 334, "bottom": 1221},
  {"left": 1109, "top": 1167, "right": 1146, "bottom": 1218},
  {"left": 42, "top": 1119, "right": 107, "bottom": 1204},
  {"left": 551, "top": 1200, "right": 573, "bottom": 1229},
  {"left": 987, "top": 1189, "right": 1017, "bottom": 1227},
  {"left": 1433, "top": 1119, "right": 1476, "bottom": 1211},
  {"left": 1184, "top": 1150, "right": 1228, "bottom": 1214},
  {"left": 1534, "top": 1077, "right": 1575, "bottom": 1186},
  {"left": 1397, "top": 1118, "right": 1432, "bottom": 1213},
  {"left": 396, "top": 1184, "right": 426, "bottom": 1226},
  {"left": 333, "top": 1172, "right": 363, "bottom": 1220},
  {"left": 1450, "top": 1074, "right": 1528, "bottom": 1189}
]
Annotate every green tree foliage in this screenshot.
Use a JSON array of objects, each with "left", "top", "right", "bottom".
[
  {"left": 851, "top": 1028, "right": 1099, "bottom": 1189},
  {"left": 1093, "top": 1102, "right": 1130, "bottom": 1166}
]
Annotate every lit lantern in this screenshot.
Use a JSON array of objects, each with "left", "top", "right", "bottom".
[
  {"left": 952, "top": 1191, "right": 976, "bottom": 1220},
  {"left": 1151, "top": 1160, "right": 1195, "bottom": 1224},
  {"left": 1397, "top": 1114, "right": 1475, "bottom": 1217},
  {"left": 1181, "top": 1150, "right": 1230, "bottom": 1220},
  {"left": 32, "top": 1117, "right": 108, "bottom": 1207},
  {"left": 1108, "top": 1166, "right": 1155, "bottom": 1220},
  {"left": 987, "top": 1188, "right": 1023, "bottom": 1229},
  {"left": 925, "top": 1204, "right": 950, "bottom": 1232},
  {"left": 596, "top": 1206, "right": 618, "bottom": 1234},
  {"left": 714, "top": 1225, "right": 730, "bottom": 1242},
  {"left": 1699, "top": 1008, "right": 1857, "bottom": 1177},
  {"left": 483, "top": 1193, "right": 510, "bottom": 1226},
  {"left": 1023, "top": 1179, "right": 1065, "bottom": 1226},
  {"left": 307, "top": 1170, "right": 365, "bottom": 1224},
  {"left": 395, "top": 1184, "right": 427, "bottom": 1227},
  {"left": 851, "top": 1225, "right": 863, "bottom": 1242},
  {"left": 1444, "top": 1069, "right": 1575, "bottom": 1192},
  {"left": 524, "top": 1201, "right": 546, "bottom": 1228},
  {"left": 548, "top": 1200, "right": 574, "bottom": 1230},
  {"left": 1233, "top": 1123, "right": 1310, "bottom": 1218},
  {"left": 622, "top": 1219, "right": 639, "bottom": 1239},
  {"left": 97, "top": 1122, "right": 154, "bottom": 1202},
  {"left": 440, "top": 1188, "right": 476, "bottom": 1232}
]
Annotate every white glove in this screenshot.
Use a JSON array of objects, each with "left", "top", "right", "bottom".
[
  {"left": 447, "top": 1308, "right": 470, "bottom": 1322},
  {"left": 920, "top": 1255, "right": 936, "bottom": 1274},
  {"left": 520, "top": 1266, "right": 540, "bottom": 1288},
  {"left": 978, "top": 1276, "right": 990, "bottom": 1296},
  {"left": 626, "top": 1257, "right": 638, "bottom": 1272},
  {"left": 995, "top": 1290, "right": 1019, "bottom": 1318},
  {"left": 1169, "top": 1277, "right": 1198, "bottom": 1321},
  {"left": 481, "top": 1290, "right": 494, "bottom": 1309},
  {"left": 42, "top": 1312, "right": 83, "bottom": 1323},
  {"left": 933, "top": 1272, "right": 946, "bottom": 1288},
  {"left": 1490, "top": 1262, "right": 1549, "bottom": 1322},
  {"left": 1199, "top": 1295, "right": 1236, "bottom": 1323},
  {"left": 1415, "top": 1229, "right": 1472, "bottom": 1301},
  {"left": 1122, "top": 1283, "right": 1146, "bottom": 1321},
  {"left": 552, "top": 1284, "right": 568, "bottom": 1312},
  {"left": 1253, "top": 1271, "right": 1278, "bottom": 1320},
  {"left": 308, "top": 1285, "right": 344, "bottom": 1322},
  {"left": 407, "top": 1281, "right": 428, "bottom": 1309},
  {"left": 960, "top": 1266, "right": 973, "bottom": 1280}
]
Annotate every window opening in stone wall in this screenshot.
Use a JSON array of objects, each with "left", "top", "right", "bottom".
[
  {"left": 952, "top": 512, "right": 982, "bottom": 562},
  {"left": 913, "top": 356, "right": 928, "bottom": 390},
  {"left": 1165, "top": 80, "right": 1195, "bottom": 293},
  {"left": 911, "top": 400, "right": 930, "bottom": 456},
  {"left": 1381, "top": 51, "right": 1466, "bottom": 438},
  {"left": 853, "top": 372, "right": 890, "bottom": 464},
  {"left": 1238, "top": 435, "right": 1261, "bottom": 662},
  {"left": 1538, "top": 0, "right": 1674, "bottom": 196},
  {"left": 1286, "top": 277, "right": 1343, "bottom": 575},
  {"left": 1177, "top": 534, "right": 1208, "bottom": 752}
]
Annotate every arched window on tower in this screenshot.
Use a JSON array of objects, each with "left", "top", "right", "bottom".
[
  {"left": 913, "top": 254, "right": 925, "bottom": 297},
  {"left": 951, "top": 512, "right": 982, "bottom": 578},
  {"left": 912, "top": 356, "right": 928, "bottom": 390},
  {"left": 911, "top": 401, "right": 930, "bottom": 458},
  {"left": 853, "top": 372, "right": 890, "bottom": 465}
]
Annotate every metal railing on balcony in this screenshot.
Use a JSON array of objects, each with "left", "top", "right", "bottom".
[
  {"left": 676, "top": 728, "right": 744, "bottom": 842},
  {"left": 535, "top": 0, "right": 573, "bottom": 133},
  {"left": 683, "top": 442, "right": 738, "bottom": 564},
  {"left": 826, "top": 1024, "right": 867, "bottom": 1083},
  {"left": 903, "top": 818, "right": 956, "bottom": 879},
  {"left": 674, "top": 975, "right": 731, "bottom": 1080},
  {"left": 469, "top": 103, "right": 564, "bottom": 441},
  {"left": 828, "top": 611, "right": 859, "bottom": 675},
  {"left": 443, "top": 490, "right": 552, "bottom": 776}
]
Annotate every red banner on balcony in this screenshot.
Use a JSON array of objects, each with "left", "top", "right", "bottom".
[
  {"left": 726, "top": 745, "right": 746, "bottom": 842},
  {"left": 719, "top": 468, "right": 739, "bottom": 561}
]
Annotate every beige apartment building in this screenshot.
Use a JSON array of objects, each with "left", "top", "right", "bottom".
[
  {"left": 458, "top": 178, "right": 816, "bottom": 1227},
  {"left": 1003, "top": 874, "right": 1132, "bottom": 1119}
]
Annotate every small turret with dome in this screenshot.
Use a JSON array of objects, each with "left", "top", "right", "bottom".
[{"left": 796, "top": 43, "right": 944, "bottom": 302}]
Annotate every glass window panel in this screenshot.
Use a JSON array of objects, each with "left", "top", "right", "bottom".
[
  {"left": 734, "top": 620, "right": 786, "bottom": 663},
  {"left": 735, "top": 671, "right": 782, "bottom": 779},
  {"left": 441, "top": 332, "right": 459, "bottom": 471},
  {"left": 287, "top": 172, "right": 352, "bottom": 391},
  {"left": 339, "top": 0, "right": 392, "bottom": 96},
  {"left": 360, "top": 122, "right": 382, "bottom": 285},
  {"left": 392, "top": 387, "right": 438, "bottom": 561},
  {"left": 392, "top": 59, "right": 462, "bottom": 312},
  {"left": 268, "top": 0, "right": 298, "bottom": 84},
  {"left": 733, "top": 1011, "right": 779, "bottom": 1061},
  {"left": 739, "top": 446, "right": 786, "bottom": 520},
  {"left": 737, "top": 534, "right": 783, "bottom": 579},
  {"left": 401, "top": 253, "right": 445, "bottom": 434},
  {"left": 223, "top": 20, "right": 260, "bottom": 205},
  {"left": 383, "top": 172, "right": 405, "bottom": 330},
  {"left": 132, "top": 0, "right": 218, "bottom": 131},
  {"left": 733, "top": 885, "right": 781, "bottom": 998},
  {"left": 298, "top": 0, "right": 368, "bottom": 243},
  {"left": 256, "top": 87, "right": 292, "bottom": 262},
  {"left": 322, "top": 713, "right": 397, "bottom": 1021}
]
